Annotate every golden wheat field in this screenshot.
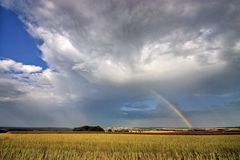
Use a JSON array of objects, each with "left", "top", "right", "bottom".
[{"left": 0, "top": 133, "right": 240, "bottom": 160}]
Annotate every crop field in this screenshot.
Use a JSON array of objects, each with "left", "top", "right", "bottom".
[{"left": 0, "top": 134, "right": 240, "bottom": 160}]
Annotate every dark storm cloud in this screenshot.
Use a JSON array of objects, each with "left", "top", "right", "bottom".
[
  {"left": 0, "top": 101, "right": 54, "bottom": 126},
  {"left": 0, "top": 80, "right": 25, "bottom": 101},
  {"left": 186, "top": 101, "right": 240, "bottom": 127}
]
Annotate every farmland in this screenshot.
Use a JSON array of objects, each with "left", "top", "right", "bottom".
[{"left": 0, "top": 133, "right": 240, "bottom": 160}]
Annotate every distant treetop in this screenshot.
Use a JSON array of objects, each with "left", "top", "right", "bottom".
[{"left": 73, "top": 125, "right": 104, "bottom": 132}]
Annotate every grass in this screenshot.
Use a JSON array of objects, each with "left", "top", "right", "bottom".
[{"left": 0, "top": 133, "right": 239, "bottom": 160}]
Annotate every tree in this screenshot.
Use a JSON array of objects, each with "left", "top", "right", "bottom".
[
  {"left": 0, "top": 129, "right": 8, "bottom": 133},
  {"left": 73, "top": 125, "right": 104, "bottom": 131}
]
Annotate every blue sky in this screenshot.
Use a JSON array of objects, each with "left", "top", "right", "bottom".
[
  {"left": 0, "top": 6, "right": 47, "bottom": 69},
  {"left": 0, "top": 0, "right": 239, "bottom": 128}
]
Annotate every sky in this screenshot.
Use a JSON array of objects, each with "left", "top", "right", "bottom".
[{"left": 0, "top": 0, "right": 239, "bottom": 128}]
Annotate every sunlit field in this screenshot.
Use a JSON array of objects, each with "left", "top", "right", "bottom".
[{"left": 0, "top": 134, "right": 240, "bottom": 160}]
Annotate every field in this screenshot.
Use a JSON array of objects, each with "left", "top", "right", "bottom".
[{"left": 0, "top": 133, "right": 240, "bottom": 160}]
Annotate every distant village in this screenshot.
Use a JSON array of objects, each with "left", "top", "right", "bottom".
[
  {"left": 1, "top": 126, "right": 240, "bottom": 135},
  {"left": 104, "top": 127, "right": 240, "bottom": 134}
]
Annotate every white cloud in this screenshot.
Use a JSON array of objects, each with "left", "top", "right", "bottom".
[{"left": 0, "top": 59, "right": 42, "bottom": 73}]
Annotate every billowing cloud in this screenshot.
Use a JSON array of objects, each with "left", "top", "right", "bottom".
[
  {"left": 0, "top": 0, "right": 240, "bottom": 127},
  {"left": 0, "top": 59, "right": 42, "bottom": 73}
]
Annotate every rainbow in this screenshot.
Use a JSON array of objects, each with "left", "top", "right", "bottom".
[{"left": 151, "top": 90, "right": 193, "bottom": 128}]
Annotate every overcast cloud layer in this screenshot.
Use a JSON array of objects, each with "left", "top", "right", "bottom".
[{"left": 0, "top": 0, "right": 240, "bottom": 127}]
